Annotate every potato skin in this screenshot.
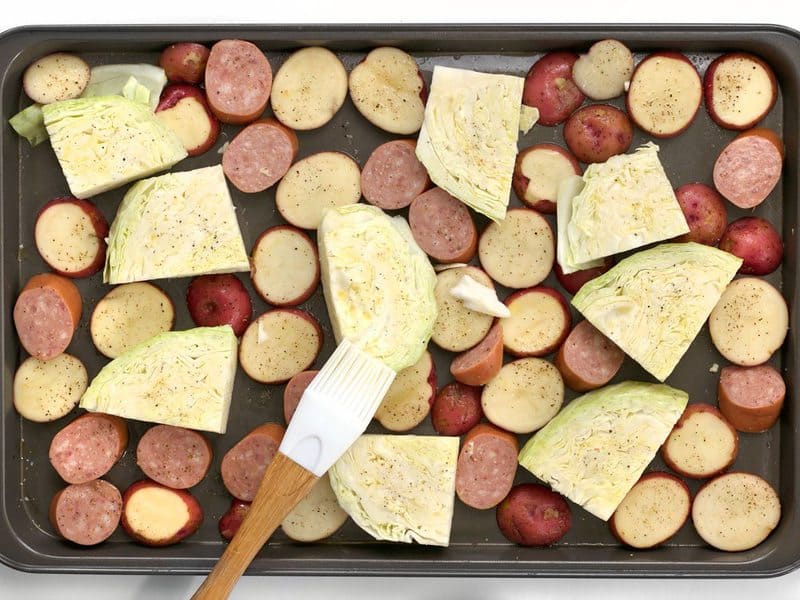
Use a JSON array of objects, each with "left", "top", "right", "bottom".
[
  {"left": 674, "top": 183, "right": 728, "bottom": 246},
  {"left": 563, "top": 104, "right": 633, "bottom": 164},
  {"left": 522, "top": 52, "right": 585, "bottom": 126},
  {"left": 554, "top": 257, "right": 613, "bottom": 295},
  {"left": 496, "top": 483, "right": 571, "bottom": 546},
  {"left": 159, "top": 42, "right": 210, "bottom": 84},
  {"left": 431, "top": 382, "right": 482, "bottom": 436},
  {"left": 719, "top": 216, "right": 783, "bottom": 275}
]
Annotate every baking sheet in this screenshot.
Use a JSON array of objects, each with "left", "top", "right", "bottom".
[{"left": 0, "top": 24, "right": 798, "bottom": 576}]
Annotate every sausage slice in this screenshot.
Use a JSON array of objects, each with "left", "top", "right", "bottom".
[
  {"left": 136, "top": 425, "right": 213, "bottom": 489},
  {"left": 456, "top": 423, "right": 519, "bottom": 510},
  {"left": 409, "top": 187, "right": 478, "bottom": 263},
  {"left": 450, "top": 323, "right": 503, "bottom": 386},
  {"left": 718, "top": 364, "right": 785, "bottom": 432},
  {"left": 283, "top": 370, "right": 318, "bottom": 424},
  {"left": 49, "top": 413, "right": 128, "bottom": 484},
  {"left": 221, "top": 422, "right": 284, "bottom": 501},
  {"left": 555, "top": 320, "right": 624, "bottom": 392},
  {"left": 713, "top": 129, "right": 783, "bottom": 208},
  {"left": 222, "top": 118, "right": 298, "bottom": 193},
  {"left": 205, "top": 39, "right": 272, "bottom": 124},
  {"left": 50, "top": 480, "right": 122, "bottom": 546},
  {"left": 361, "top": 140, "right": 429, "bottom": 209}
]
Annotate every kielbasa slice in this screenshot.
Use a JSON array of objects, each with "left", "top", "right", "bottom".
[
  {"left": 136, "top": 425, "right": 213, "bottom": 489},
  {"left": 49, "top": 480, "right": 122, "bottom": 546},
  {"left": 718, "top": 364, "right": 785, "bottom": 432},
  {"left": 49, "top": 413, "right": 128, "bottom": 484},
  {"left": 205, "top": 39, "right": 272, "bottom": 124},
  {"left": 222, "top": 118, "right": 298, "bottom": 193},
  {"left": 361, "top": 140, "right": 429, "bottom": 209},
  {"left": 408, "top": 187, "right": 478, "bottom": 263},
  {"left": 450, "top": 323, "right": 503, "bottom": 386},
  {"left": 456, "top": 423, "right": 519, "bottom": 510},
  {"left": 221, "top": 422, "right": 284, "bottom": 501},
  {"left": 283, "top": 370, "right": 318, "bottom": 424},
  {"left": 14, "top": 273, "right": 82, "bottom": 360},
  {"left": 713, "top": 129, "right": 783, "bottom": 209},
  {"left": 555, "top": 320, "right": 624, "bottom": 392}
]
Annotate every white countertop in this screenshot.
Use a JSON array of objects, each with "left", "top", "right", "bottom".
[{"left": 3, "top": 1, "right": 800, "bottom": 598}]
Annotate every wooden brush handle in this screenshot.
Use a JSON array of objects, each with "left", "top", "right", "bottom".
[{"left": 191, "top": 452, "right": 319, "bottom": 600}]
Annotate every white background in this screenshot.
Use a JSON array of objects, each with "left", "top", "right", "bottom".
[{"left": 3, "top": 1, "right": 800, "bottom": 598}]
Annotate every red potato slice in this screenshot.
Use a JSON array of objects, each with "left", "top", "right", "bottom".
[
  {"left": 496, "top": 483, "right": 571, "bottom": 546},
  {"left": 50, "top": 480, "right": 122, "bottom": 546},
  {"left": 572, "top": 39, "right": 634, "bottom": 101},
  {"left": 626, "top": 52, "right": 702, "bottom": 138},
  {"left": 13, "top": 353, "right": 87, "bottom": 422},
  {"left": 456, "top": 423, "right": 519, "bottom": 510},
  {"left": 361, "top": 139, "right": 430, "bottom": 210},
  {"left": 90, "top": 282, "right": 175, "bottom": 359},
  {"left": 450, "top": 322, "right": 503, "bottom": 386},
  {"left": 219, "top": 498, "right": 250, "bottom": 540},
  {"left": 251, "top": 226, "right": 320, "bottom": 307},
  {"left": 673, "top": 183, "right": 728, "bottom": 246},
  {"left": 713, "top": 129, "right": 784, "bottom": 209},
  {"left": 221, "top": 118, "right": 298, "bottom": 193},
  {"left": 554, "top": 257, "right": 613, "bottom": 295},
  {"left": 281, "top": 473, "right": 349, "bottom": 542},
  {"left": 555, "top": 319, "right": 624, "bottom": 392},
  {"left": 374, "top": 351, "right": 436, "bottom": 432},
  {"left": 409, "top": 187, "right": 478, "bottom": 263},
  {"left": 221, "top": 423, "right": 285, "bottom": 502},
  {"left": 709, "top": 277, "right": 788, "bottom": 367},
  {"left": 276, "top": 151, "right": 361, "bottom": 230},
  {"left": 23, "top": 52, "right": 90, "bottom": 104},
  {"left": 239, "top": 309, "right": 322, "bottom": 384},
  {"left": 283, "top": 370, "right": 318, "bottom": 424},
  {"left": 482, "top": 358, "right": 564, "bottom": 434},
  {"left": 719, "top": 216, "right": 783, "bottom": 276},
  {"left": 49, "top": 413, "right": 128, "bottom": 484},
  {"left": 271, "top": 46, "right": 348, "bottom": 130},
  {"left": 522, "top": 52, "right": 585, "bottom": 126},
  {"left": 661, "top": 403, "right": 739, "bottom": 479},
  {"left": 187, "top": 274, "right": 252, "bottom": 337},
  {"left": 159, "top": 42, "right": 210, "bottom": 84},
  {"left": 431, "top": 266, "right": 495, "bottom": 352},
  {"left": 692, "top": 472, "right": 780, "bottom": 552},
  {"left": 563, "top": 104, "right": 633, "bottom": 164},
  {"left": 478, "top": 208, "right": 554, "bottom": 289},
  {"left": 430, "top": 381, "right": 483, "bottom": 436},
  {"left": 155, "top": 84, "right": 220, "bottom": 157},
  {"left": 609, "top": 472, "right": 691, "bottom": 549},
  {"left": 34, "top": 196, "right": 109, "bottom": 278},
  {"left": 136, "top": 425, "right": 213, "bottom": 489},
  {"left": 501, "top": 287, "right": 571, "bottom": 357},
  {"left": 349, "top": 47, "right": 426, "bottom": 135},
  {"left": 121, "top": 480, "right": 203, "bottom": 546},
  {"left": 205, "top": 39, "right": 272, "bottom": 124},
  {"left": 704, "top": 52, "right": 777, "bottom": 130},
  {"left": 718, "top": 364, "right": 785, "bottom": 433},
  {"left": 512, "top": 143, "right": 581, "bottom": 214}
]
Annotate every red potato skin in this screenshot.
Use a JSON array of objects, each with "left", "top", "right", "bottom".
[
  {"left": 121, "top": 480, "right": 203, "bottom": 547},
  {"left": 673, "top": 183, "right": 728, "bottom": 246},
  {"left": 608, "top": 471, "right": 691, "bottom": 548},
  {"left": 503, "top": 286, "right": 572, "bottom": 358},
  {"left": 496, "top": 483, "right": 572, "bottom": 546},
  {"left": 554, "top": 257, "right": 614, "bottom": 295},
  {"left": 159, "top": 42, "right": 211, "bottom": 84},
  {"left": 512, "top": 143, "right": 581, "bottom": 213},
  {"left": 450, "top": 322, "right": 503, "bottom": 386},
  {"left": 155, "top": 84, "right": 220, "bottom": 157},
  {"left": 661, "top": 403, "right": 739, "bottom": 479},
  {"left": 431, "top": 382, "right": 483, "bottom": 436},
  {"left": 251, "top": 225, "right": 320, "bottom": 307},
  {"left": 34, "top": 196, "right": 109, "bottom": 278},
  {"left": 718, "top": 364, "right": 785, "bottom": 432},
  {"left": 186, "top": 274, "right": 252, "bottom": 337},
  {"left": 522, "top": 52, "right": 585, "bottom": 126},
  {"left": 704, "top": 52, "right": 778, "bottom": 131},
  {"left": 219, "top": 498, "right": 251, "bottom": 541},
  {"left": 563, "top": 104, "right": 633, "bottom": 164},
  {"left": 625, "top": 51, "right": 702, "bottom": 139},
  {"left": 719, "top": 217, "right": 783, "bottom": 275}
]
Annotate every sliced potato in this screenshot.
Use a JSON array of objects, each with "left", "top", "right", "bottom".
[
  {"left": 431, "top": 266, "right": 495, "bottom": 352},
  {"left": 275, "top": 151, "right": 361, "bottom": 230},
  {"left": 481, "top": 358, "right": 564, "bottom": 434},
  {"left": 13, "top": 354, "right": 87, "bottom": 422},
  {"left": 281, "top": 473, "right": 348, "bottom": 542},
  {"left": 349, "top": 47, "right": 426, "bottom": 134},
  {"left": 661, "top": 403, "right": 738, "bottom": 479},
  {"left": 251, "top": 226, "right": 320, "bottom": 306},
  {"left": 573, "top": 39, "right": 634, "bottom": 101},
  {"left": 692, "top": 472, "right": 780, "bottom": 551},
  {"left": 374, "top": 351, "right": 435, "bottom": 432},
  {"left": 704, "top": 52, "right": 777, "bottom": 130},
  {"left": 709, "top": 277, "right": 788, "bottom": 366},
  {"left": 501, "top": 287, "right": 571, "bottom": 357},
  {"left": 271, "top": 47, "right": 348, "bottom": 130},
  {"left": 239, "top": 309, "right": 322, "bottom": 384},
  {"left": 90, "top": 282, "right": 175, "bottom": 359},
  {"left": 23, "top": 52, "right": 90, "bottom": 104},
  {"left": 478, "top": 208, "right": 554, "bottom": 289}
]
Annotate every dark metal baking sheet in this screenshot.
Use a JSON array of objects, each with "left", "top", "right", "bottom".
[{"left": 1, "top": 24, "right": 798, "bottom": 577}]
